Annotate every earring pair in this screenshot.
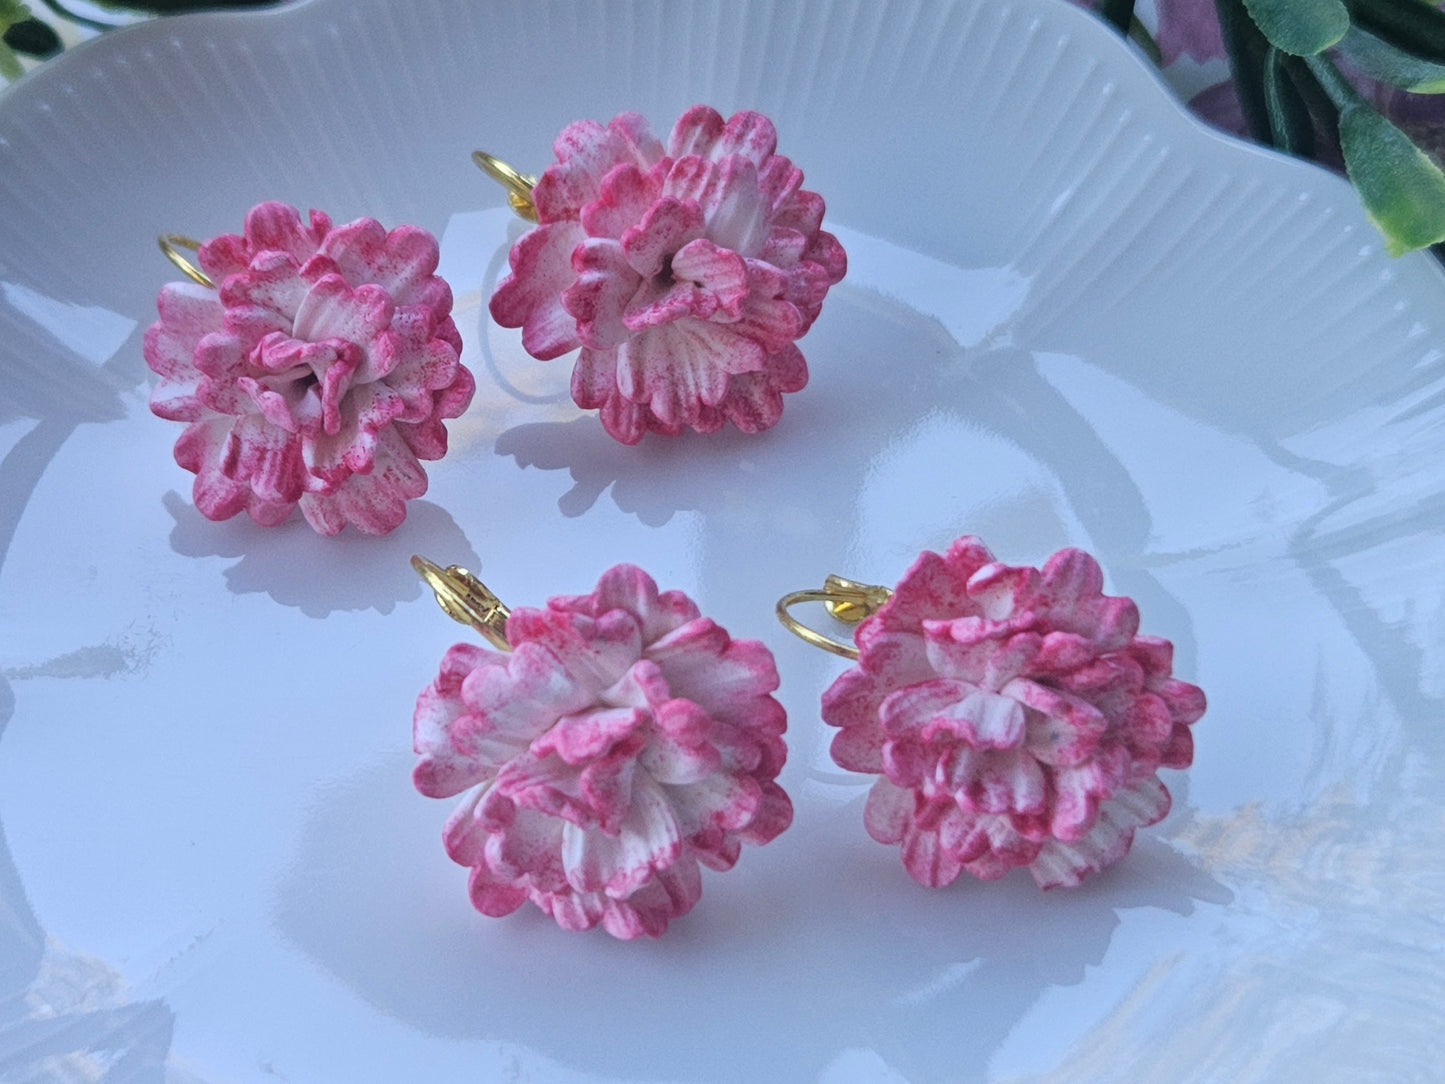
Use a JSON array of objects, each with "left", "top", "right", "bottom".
[
  {"left": 144, "top": 104, "right": 848, "bottom": 537},
  {"left": 411, "top": 535, "right": 1206, "bottom": 941}
]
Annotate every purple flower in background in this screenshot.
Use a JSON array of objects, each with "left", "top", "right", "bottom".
[{"left": 1154, "top": 0, "right": 1226, "bottom": 65}]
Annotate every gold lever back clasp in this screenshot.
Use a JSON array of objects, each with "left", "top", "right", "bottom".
[
  {"left": 157, "top": 233, "right": 215, "bottom": 288},
  {"left": 472, "top": 150, "right": 539, "bottom": 222},
  {"left": 412, "top": 555, "right": 513, "bottom": 651},
  {"left": 775, "top": 575, "right": 893, "bottom": 660}
]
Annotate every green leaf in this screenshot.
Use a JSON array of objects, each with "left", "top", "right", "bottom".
[
  {"left": 1345, "top": 0, "right": 1445, "bottom": 64},
  {"left": 1216, "top": 0, "right": 1275, "bottom": 141},
  {"left": 1243, "top": 0, "right": 1350, "bottom": 55},
  {"left": 1265, "top": 46, "right": 1317, "bottom": 156},
  {"left": 1101, "top": 0, "right": 1137, "bottom": 34},
  {"left": 1128, "top": 16, "right": 1164, "bottom": 66},
  {"left": 1336, "top": 24, "right": 1445, "bottom": 91},
  {"left": 0, "top": 40, "right": 20, "bottom": 82},
  {"left": 1307, "top": 54, "right": 1445, "bottom": 254}
]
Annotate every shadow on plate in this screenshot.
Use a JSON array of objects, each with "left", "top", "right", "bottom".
[
  {"left": 164, "top": 493, "right": 480, "bottom": 618},
  {"left": 0, "top": 677, "right": 178, "bottom": 1084},
  {"left": 274, "top": 753, "right": 1231, "bottom": 1083},
  {"left": 495, "top": 284, "right": 1196, "bottom": 671}
]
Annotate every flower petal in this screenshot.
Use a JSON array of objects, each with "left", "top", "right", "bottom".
[
  {"left": 490, "top": 220, "right": 587, "bottom": 358},
  {"left": 667, "top": 104, "right": 726, "bottom": 158}
]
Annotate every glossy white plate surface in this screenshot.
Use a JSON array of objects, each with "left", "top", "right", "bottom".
[{"left": 2, "top": 1, "right": 1443, "bottom": 1080}]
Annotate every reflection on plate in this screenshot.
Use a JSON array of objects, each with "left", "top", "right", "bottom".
[{"left": 2, "top": 0, "right": 1443, "bottom": 1080}]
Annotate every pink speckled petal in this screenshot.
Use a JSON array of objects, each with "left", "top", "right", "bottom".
[
  {"left": 735, "top": 273, "right": 806, "bottom": 350},
  {"left": 879, "top": 539, "right": 997, "bottom": 635},
  {"left": 462, "top": 639, "right": 594, "bottom": 738},
  {"left": 900, "top": 815, "right": 966, "bottom": 888},
  {"left": 549, "top": 562, "right": 701, "bottom": 645},
  {"left": 619, "top": 197, "right": 705, "bottom": 278},
  {"left": 667, "top": 104, "right": 726, "bottom": 158},
  {"left": 531, "top": 113, "right": 665, "bottom": 224},
  {"left": 530, "top": 707, "right": 645, "bottom": 766},
  {"left": 468, "top": 864, "right": 530, "bottom": 918},
  {"left": 863, "top": 777, "right": 914, "bottom": 845},
  {"left": 668, "top": 238, "right": 749, "bottom": 318},
  {"left": 1036, "top": 548, "right": 1140, "bottom": 648},
  {"left": 650, "top": 623, "right": 780, "bottom": 715},
  {"left": 564, "top": 238, "right": 641, "bottom": 351},
  {"left": 639, "top": 713, "right": 722, "bottom": 787},
  {"left": 580, "top": 161, "right": 667, "bottom": 241},
  {"left": 605, "top": 111, "right": 666, "bottom": 167},
  {"left": 1006, "top": 677, "right": 1108, "bottom": 766},
  {"left": 714, "top": 367, "right": 784, "bottom": 434},
  {"left": 1048, "top": 755, "right": 1127, "bottom": 842},
  {"left": 666, "top": 771, "right": 762, "bottom": 836},
  {"left": 595, "top": 389, "right": 650, "bottom": 445},
  {"left": 532, "top": 119, "right": 617, "bottom": 220},
  {"left": 966, "top": 561, "right": 1041, "bottom": 622},
  {"left": 699, "top": 157, "right": 769, "bottom": 256},
  {"left": 175, "top": 418, "right": 252, "bottom": 522},
  {"left": 145, "top": 285, "right": 224, "bottom": 422},
  {"left": 214, "top": 412, "right": 304, "bottom": 504},
  {"left": 956, "top": 813, "right": 1044, "bottom": 881},
  {"left": 197, "top": 202, "right": 329, "bottom": 282},
  {"left": 561, "top": 775, "right": 682, "bottom": 896},
  {"left": 881, "top": 679, "right": 1026, "bottom": 750},
  {"left": 219, "top": 250, "right": 310, "bottom": 325},
  {"left": 292, "top": 275, "right": 392, "bottom": 353},
  {"left": 297, "top": 425, "right": 424, "bottom": 535},
  {"left": 523, "top": 609, "right": 644, "bottom": 697},
  {"left": 1029, "top": 776, "right": 1170, "bottom": 888},
  {"left": 740, "top": 780, "right": 793, "bottom": 844},
  {"left": 946, "top": 746, "right": 1048, "bottom": 816},
  {"left": 318, "top": 219, "right": 442, "bottom": 304},
  {"left": 491, "top": 220, "right": 587, "bottom": 358},
  {"left": 713, "top": 111, "right": 779, "bottom": 165},
  {"left": 620, "top": 321, "right": 766, "bottom": 426},
  {"left": 922, "top": 618, "right": 1040, "bottom": 687}
]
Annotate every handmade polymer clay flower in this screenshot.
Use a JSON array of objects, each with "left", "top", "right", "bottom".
[
  {"left": 412, "top": 559, "right": 792, "bottom": 939},
  {"left": 145, "top": 202, "right": 475, "bottom": 535},
  {"left": 779, "top": 537, "right": 1205, "bottom": 889},
  {"left": 486, "top": 105, "right": 847, "bottom": 444}
]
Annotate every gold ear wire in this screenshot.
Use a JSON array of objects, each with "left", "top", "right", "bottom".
[
  {"left": 775, "top": 575, "right": 892, "bottom": 660},
  {"left": 157, "top": 233, "right": 215, "bottom": 288},
  {"left": 412, "top": 555, "right": 513, "bottom": 651},
  {"left": 472, "top": 150, "right": 539, "bottom": 222}
]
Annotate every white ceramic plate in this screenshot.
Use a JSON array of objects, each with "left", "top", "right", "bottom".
[{"left": 3, "top": 1, "right": 1444, "bottom": 1080}]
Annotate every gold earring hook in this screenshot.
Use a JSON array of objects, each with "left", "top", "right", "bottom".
[
  {"left": 472, "top": 150, "right": 539, "bottom": 222},
  {"left": 157, "top": 233, "right": 215, "bottom": 288},
  {"left": 775, "top": 575, "right": 893, "bottom": 660},
  {"left": 412, "top": 555, "right": 513, "bottom": 651}
]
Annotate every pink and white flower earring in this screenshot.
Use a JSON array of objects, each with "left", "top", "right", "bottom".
[
  {"left": 476, "top": 104, "right": 847, "bottom": 445},
  {"left": 146, "top": 202, "right": 475, "bottom": 535},
  {"left": 410, "top": 555, "right": 793, "bottom": 939},
  {"left": 777, "top": 536, "right": 1205, "bottom": 890}
]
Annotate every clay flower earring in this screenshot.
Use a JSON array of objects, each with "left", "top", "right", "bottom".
[
  {"left": 410, "top": 556, "right": 792, "bottom": 939},
  {"left": 778, "top": 536, "right": 1205, "bottom": 889},
  {"left": 477, "top": 104, "right": 847, "bottom": 444},
  {"left": 145, "top": 202, "right": 475, "bottom": 535}
]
